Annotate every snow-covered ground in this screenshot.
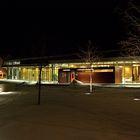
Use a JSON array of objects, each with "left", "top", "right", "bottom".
[{"left": 0, "top": 83, "right": 140, "bottom": 140}]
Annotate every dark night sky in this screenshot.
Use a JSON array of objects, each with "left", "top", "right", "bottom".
[{"left": 1, "top": 0, "right": 126, "bottom": 58}]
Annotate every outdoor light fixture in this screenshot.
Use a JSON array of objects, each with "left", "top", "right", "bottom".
[{"left": 63, "top": 69, "right": 70, "bottom": 71}]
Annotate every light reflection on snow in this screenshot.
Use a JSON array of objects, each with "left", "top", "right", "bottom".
[
  {"left": 0, "top": 91, "right": 16, "bottom": 95},
  {"left": 133, "top": 98, "right": 140, "bottom": 101},
  {"left": 84, "top": 93, "right": 91, "bottom": 95}
]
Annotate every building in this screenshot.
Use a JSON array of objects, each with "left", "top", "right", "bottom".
[{"left": 2, "top": 55, "right": 140, "bottom": 84}]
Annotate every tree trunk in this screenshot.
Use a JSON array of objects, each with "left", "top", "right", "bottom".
[{"left": 89, "top": 68, "right": 93, "bottom": 93}]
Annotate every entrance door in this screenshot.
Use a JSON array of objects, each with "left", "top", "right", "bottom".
[{"left": 58, "top": 69, "right": 71, "bottom": 83}]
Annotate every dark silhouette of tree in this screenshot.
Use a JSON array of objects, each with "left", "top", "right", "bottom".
[
  {"left": 0, "top": 57, "right": 3, "bottom": 67},
  {"left": 118, "top": 0, "right": 140, "bottom": 58}
]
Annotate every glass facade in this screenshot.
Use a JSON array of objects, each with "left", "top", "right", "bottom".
[{"left": 3, "top": 59, "right": 140, "bottom": 84}]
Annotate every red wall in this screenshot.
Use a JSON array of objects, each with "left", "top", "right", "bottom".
[{"left": 77, "top": 72, "right": 115, "bottom": 83}]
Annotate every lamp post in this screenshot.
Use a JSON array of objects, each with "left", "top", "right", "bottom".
[{"left": 38, "top": 64, "right": 42, "bottom": 105}]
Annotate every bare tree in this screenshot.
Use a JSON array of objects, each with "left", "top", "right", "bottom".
[
  {"left": 119, "top": 0, "right": 140, "bottom": 57},
  {"left": 120, "top": 35, "right": 140, "bottom": 57},
  {"left": 117, "top": 0, "right": 140, "bottom": 84},
  {"left": 0, "top": 57, "right": 3, "bottom": 67},
  {"left": 78, "top": 40, "right": 100, "bottom": 93}
]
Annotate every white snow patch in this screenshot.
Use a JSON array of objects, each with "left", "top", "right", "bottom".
[
  {"left": 133, "top": 98, "right": 140, "bottom": 101},
  {"left": 0, "top": 91, "right": 16, "bottom": 95},
  {"left": 84, "top": 92, "right": 92, "bottom": 95}
]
